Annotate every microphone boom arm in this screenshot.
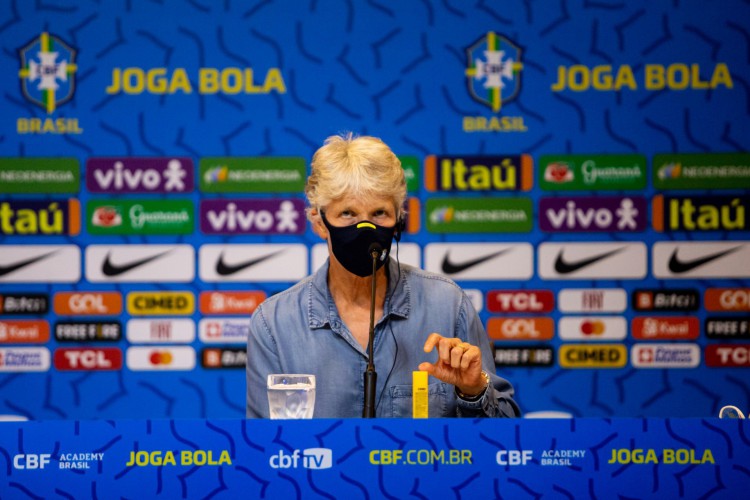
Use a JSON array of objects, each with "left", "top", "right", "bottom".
[{"left": 362, "top": 244, "right": 381, "bottom": 418}]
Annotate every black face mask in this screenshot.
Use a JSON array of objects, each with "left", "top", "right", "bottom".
[{"left": 320, "top": 211, "right": 396, "bottom": 277}]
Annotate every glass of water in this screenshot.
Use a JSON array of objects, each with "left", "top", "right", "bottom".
[{"left": 267, "top": 374, "right": 316, "bottom": 419}]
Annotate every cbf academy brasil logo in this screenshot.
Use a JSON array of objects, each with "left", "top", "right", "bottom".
[
  {"left": 465, "top": 32, "right": 523, "bottom": 112},
  {"left": 18, "top": 32, "right": 77, "bottom": 113}
]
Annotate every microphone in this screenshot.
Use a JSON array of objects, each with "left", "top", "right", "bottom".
[
  {"left": 362, "top": 242, "right": 382, "bottom": 418},
  {"left": 368, "top": 242, "right": 383, "bottom": 261}
]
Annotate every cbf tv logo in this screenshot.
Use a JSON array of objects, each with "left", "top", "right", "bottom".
[
  {"left": 465, "top": 32, "right": 523, "bottom": 113},
  {"left": 18, "top": 32, "right": 77, "bottom": 114}
]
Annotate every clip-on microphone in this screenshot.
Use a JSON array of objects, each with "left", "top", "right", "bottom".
[{"left": 362, "top": 242, "right": 383, "bottom": 418}]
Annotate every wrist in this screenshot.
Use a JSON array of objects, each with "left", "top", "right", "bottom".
[{"left": 456, "top": 370, "right": 490, "bottom": 400}]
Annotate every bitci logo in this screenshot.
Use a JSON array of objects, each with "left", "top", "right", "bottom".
[{"left": 201, "top": 348, "right": 246, "bottom": 369}]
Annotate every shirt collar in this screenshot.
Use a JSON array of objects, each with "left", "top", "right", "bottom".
[{"left": 308, "top": 257, "right": 411, "bottom": 329}]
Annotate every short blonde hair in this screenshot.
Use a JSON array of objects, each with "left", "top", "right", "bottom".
[{"left": 305, "top": 133, "right": 406, "bottom": 221}]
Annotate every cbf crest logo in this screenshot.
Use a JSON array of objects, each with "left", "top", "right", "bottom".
[
  {"left": 18, "top": 32, "right": 77, "bottom": 114},
  {"left": 465, "top": 32, "right": 523, "bottom": 112}
]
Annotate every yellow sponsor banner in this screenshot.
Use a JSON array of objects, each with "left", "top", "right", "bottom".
[
  {"left": 559, "top": 344, "right": 627, "bottom": 369},
  {"left": 126, "top": 292, "right": 195, "bottom": 316}
]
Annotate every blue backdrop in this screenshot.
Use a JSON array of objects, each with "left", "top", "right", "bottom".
[{"left": 0, "top": 0, "right": 749, "bottom": 419}]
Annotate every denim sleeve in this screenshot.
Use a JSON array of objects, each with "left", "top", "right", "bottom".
[
  {"left": 246, "top": 305, "right": 281, "bottom": 418},
  {"left": 455, "top": 292, "right": 522, "bottom": 418}
]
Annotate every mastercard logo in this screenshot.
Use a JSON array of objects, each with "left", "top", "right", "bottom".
[
  {"left": 580, "top": 320, "right": 605, "bottom": 335},
  {"left": 126, "top": 346, "right": 195, "bottom": 371},
  {"left": 149, "top": 350, "right": 173, "bottom": 365},
  {"left": 559, "top": 316, "right": 627, "bottom": 341}
]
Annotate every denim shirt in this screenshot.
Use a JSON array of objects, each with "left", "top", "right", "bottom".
[{"left": 246, "top": 258, "right": 520, "bottom": 419}]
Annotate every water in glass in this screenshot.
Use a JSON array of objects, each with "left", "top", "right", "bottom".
[{"left": 267, "top": 374, "right": 315, "bottom": 419}]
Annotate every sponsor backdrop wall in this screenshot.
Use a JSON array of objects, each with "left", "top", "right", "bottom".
[{"left": 0, "top": 1, "right": 749, "bottom": 419}]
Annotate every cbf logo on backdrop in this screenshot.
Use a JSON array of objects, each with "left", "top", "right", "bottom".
[
  {"left": 463, "top": 32, "right": 526, "bottom": 133},
  {"left": 17, "top": 32, "right": 82, "bottom": 134}
]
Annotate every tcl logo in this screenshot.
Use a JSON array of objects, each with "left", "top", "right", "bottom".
[
  {"left": 705, "top": 288, "right": 750, "bottom": 312},
  {"left": 705, "top": 345, "right": 750, "bottom": 367},
  {"left": 486, "top": 318, "right": 554, "bottom": 340},
  {"left": 487, "top": 290, "right": 554, "bottom": 313},
  {"left": 13, "top": 454, "right": 51, "bottom": 469},
  {"left": 54, "top": 292, "right": 122, "bottom": 315},
  {"left": 54, "top": 348, "right": 123, "bottom": 371}
]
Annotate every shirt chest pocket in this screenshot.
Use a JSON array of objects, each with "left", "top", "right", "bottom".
[{"left": 389, "top": 382, "right": 449, "bottom": 418}]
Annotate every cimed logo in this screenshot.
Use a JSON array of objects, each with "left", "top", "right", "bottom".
[
  {"left": 18, "top": 32, "right": 77, "bottom": 114},
  {"left": 465, "top": 32, "right": 523, "bottom": 112}
]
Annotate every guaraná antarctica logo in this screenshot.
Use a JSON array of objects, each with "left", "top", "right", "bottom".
[
  {"left": 18, "top": 32, "right": 77, "bottom": 114},
  {"left": 465, "top": 31, "right": 523, "bottom": 113}
]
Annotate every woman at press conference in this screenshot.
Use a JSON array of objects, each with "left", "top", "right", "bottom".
[{"left": 245, "top": 133, "right": 520, "bottom": 418}]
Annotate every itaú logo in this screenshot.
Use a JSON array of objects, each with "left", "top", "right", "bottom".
[{"left": 269, "top": 448, "right": 332, "bottom": 470}]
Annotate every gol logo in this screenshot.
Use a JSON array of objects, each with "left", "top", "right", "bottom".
[
  {"left": 127, "top": 292, "right": 194, "bottom": 315},
  {"left": 487, "top": 318, "right": 554, "bottom": 340},
  {"left": 705, "top": 288, "right": 750, "bottom": 312},
  {"left": 54, "top": 292, "right": 122, "bottom": 315}
]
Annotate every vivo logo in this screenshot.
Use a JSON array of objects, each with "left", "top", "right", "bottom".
[
  {"left": 540, "top": 196, "right": 646, "bottom": 232},
  {"left": 200, "top": 199, "right": 304, "bottom": 235},
  {"left": 269, "top": 448, "right": 332, "bottom": 469},
  {"left": 86, "top": 158, "right": 193, "bottom": 193}
]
